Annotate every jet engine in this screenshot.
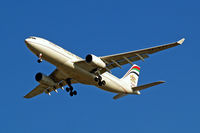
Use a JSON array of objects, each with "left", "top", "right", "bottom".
[
  {"left": 86, "top": 54, "right": 106, "bottom": 68},
  {"left": 35, "top": 72, "right": 56, "bottom": 86}
]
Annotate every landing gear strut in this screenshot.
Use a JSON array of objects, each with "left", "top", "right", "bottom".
[
  {"left": 94, "top": 71, "right": 106, "bottom": 86},
  {"left": 37, "top": 53, "right": 43, "bottom": 63},
  {"left": 65, "top": 78, "right": 77, "bottom": 96}
]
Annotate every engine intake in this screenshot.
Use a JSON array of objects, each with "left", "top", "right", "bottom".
[
  {"left": 35, "top": 72, "right": 56, "bottom": 86},
  {"left": 86, "top": 54, "right": 93, "bottom": 63},
  {"left": 35, "top": 72, "right": 43, "bottom": 81},
  {"left": 85, "top": 54, "right": 106, "bottom": 68}
]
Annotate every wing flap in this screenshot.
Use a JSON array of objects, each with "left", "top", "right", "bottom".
[
  {"left": 106, "top": 54, "right": 149, "bottom": 70},
  {"left": 24, "top": 69, "right": 78, "bottom": 99}
]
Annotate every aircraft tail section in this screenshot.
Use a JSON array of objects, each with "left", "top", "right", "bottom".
[
  {"left": 114, "top": 64, "right": 166, "bottom": 100},
  {"left": 113, "top": 81, "right": 165, "bottom": 100},
  {"left": 121, "top": 64, "right": 140, "bottom": 88}
]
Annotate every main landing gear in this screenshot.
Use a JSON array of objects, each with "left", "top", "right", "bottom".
[
  {"left": 94, "top": 73, "right": 106, "bottom": 86},
  {"left": 37, "top": 53, "right": 43, "bottom": 63},
  {"left": 65, "top": 78, "right": 77, "bottom": 96}
]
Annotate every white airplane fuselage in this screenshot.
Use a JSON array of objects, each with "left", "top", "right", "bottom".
[{"left": 25, "top": 37, "right": 133, "bottom": 94}]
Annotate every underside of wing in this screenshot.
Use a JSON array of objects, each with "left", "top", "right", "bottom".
[
  {"left": 49, "top": 69, "right": 66, "bottom": 82},
  {"left": 73, "top": 60, "right": 96, "bottom": 73},
  {"left": 49, "top": 69, "right": 78, "bottom": 85},
  {"left": 73, "top": 54, "right": 149, "bottom": 74},
  {"left": 100, "top": 54, "right": 149, "bottom": 74},
  {"left": 72, "top": 38, "right": 184, "bottom": 75},
  {"left": 24, "top": 85, "right": 46, "bottom": 98},
  {"left": 100, "top": 38, "right": 184, "bottom": 71},
  {"left": 24, "top": 69, "right": 78, "bottom": 99}
]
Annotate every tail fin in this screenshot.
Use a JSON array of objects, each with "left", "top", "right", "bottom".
[{"left": 121, "top": 64, "right": 140, "bottom": 88}]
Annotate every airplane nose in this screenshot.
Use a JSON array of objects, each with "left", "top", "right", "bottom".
[{"left": 25, "top": 38, "right": 29, "bottom": 44}]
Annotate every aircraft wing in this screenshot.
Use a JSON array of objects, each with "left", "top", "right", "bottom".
[
  {"left": 73, "top": 54, "right": 149, "bottom": 73},
  {"left": 74, "top": 38, "right": 184, "bottom": 74},
  {"left": 24, "top": 84, "right": 46, "bottom": 98},
  {"left": 24, "top": 69, "right": 78, "bottom": 99},
  {"left": 101, "top": 38, "right": 184, "bottom": 71},
  {"left": 49, "top": 69, "right": 69, "bottom": 82}
]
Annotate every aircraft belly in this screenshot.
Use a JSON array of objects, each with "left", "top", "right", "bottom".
[
  {"left": 58, "top": 61, "right": 96, "bottom": 85},
  {"left": 98, "top": 76, "right": 126, "bottom": 93}
]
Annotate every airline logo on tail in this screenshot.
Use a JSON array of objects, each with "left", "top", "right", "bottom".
[
  {"left": 129, "top": 65, "right": 140, "bottom": 87},
  {"left": 122, "top": 64, "right": 140, "bottom": 88},
  {"left": 130, "top": 75, "right": 136, "bottom": 85}
]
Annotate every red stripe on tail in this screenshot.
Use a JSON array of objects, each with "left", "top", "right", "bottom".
[{"left": 131, "top": 66, "right": 140, "bottom": 70}]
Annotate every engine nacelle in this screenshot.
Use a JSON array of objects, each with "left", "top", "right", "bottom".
[
  {"left": 85, "top": 54, "right": 106, "bottom": 68},
  {"left": 35, "top": 72, "right": 56, "bottom": 86}
]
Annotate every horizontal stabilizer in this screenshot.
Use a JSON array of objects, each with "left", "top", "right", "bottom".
[
  {"left": 113, "top": 93, "right": 127, "bottom": 100},
  {"left": 132, "top": 81, "right": 165, "bottom": 91}
]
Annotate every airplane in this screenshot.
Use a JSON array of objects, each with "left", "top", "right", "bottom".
[{"left": 24, "top": 36, "right": 184, "bottom": 100}]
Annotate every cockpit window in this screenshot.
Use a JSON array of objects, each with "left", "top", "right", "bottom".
[{"left": 29, "top": 37, "right": 36, "bottom": 39}]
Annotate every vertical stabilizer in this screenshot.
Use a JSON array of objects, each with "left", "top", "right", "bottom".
[{"left": 121, "top": 64, "right": 140, "bottom": 88}]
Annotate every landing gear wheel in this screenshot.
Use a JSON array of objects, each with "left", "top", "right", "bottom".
[
  {"left": 37, "top": 59, "right": 42, "bottom": 63},
  {"left": 66, "top": 87, "right": 70, "bottom": 92},
  {"left": 69, "top": 87, "right": 73, "bottom": 91},
  {"left": 73, "top": 90, "right": 77, "bottom": 95},
  {"left": 66, "top": 78, "right": 77, "bottom": 96},
  {"left": 70, "top": 91, "right": 74, "bottom": 96},
  {"left": 94, "top": 77, "right": 99, "bottom": 82},
  {"left": 98, "top": 82, "right": 103, "bottom": 86},
  {"left": 102, "top": 80, "right": 106, "bottom": 85}
]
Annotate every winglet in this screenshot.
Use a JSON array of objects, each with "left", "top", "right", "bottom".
[{"left": 177, "top": 38, "right": 185, "bottom": 45}]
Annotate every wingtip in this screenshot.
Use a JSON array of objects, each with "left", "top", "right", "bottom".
[
  {"left": 159, "top": 81, "right": 166, "bottom": 83},
  {"left": 177, "top": 38, "right": 185, "bottom": 45}
]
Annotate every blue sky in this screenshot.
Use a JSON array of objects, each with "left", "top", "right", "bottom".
[{"left": 0, "top": 0, "right": 199, "bottom": 133}]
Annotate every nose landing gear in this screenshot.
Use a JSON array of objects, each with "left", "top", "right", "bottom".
[{"left": 65, "top": 78, "right": 77, "bottom": 96}]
